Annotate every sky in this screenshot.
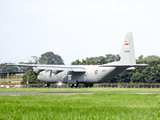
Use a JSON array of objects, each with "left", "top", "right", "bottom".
[{"left": 0, "top": 0, "right": 160, "bottom": 65}]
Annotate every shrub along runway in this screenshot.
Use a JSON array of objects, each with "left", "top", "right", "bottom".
[
  {"left": 0, "top": 91, "right": 160, "bottom": 95},
  {"left": 0, "top": 88, "right": 160, "bottom": 95},
  {"left": 0, "top": 88, "right": 160, "bottom": 93}
]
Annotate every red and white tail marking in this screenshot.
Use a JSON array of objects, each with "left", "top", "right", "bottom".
[{"left": 125, "top": 43, "right": 129, "bottom": 47}]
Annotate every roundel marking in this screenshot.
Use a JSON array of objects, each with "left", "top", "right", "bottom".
[{"left": 94, "top": 70, "right": 98, "bottom": 74}]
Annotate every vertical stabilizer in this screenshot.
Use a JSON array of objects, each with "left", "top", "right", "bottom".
[{"left": 119, "top": 32, "right": 136, "bottom": 64}]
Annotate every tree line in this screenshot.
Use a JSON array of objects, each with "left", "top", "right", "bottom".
[
  {"left": 72, "top": 55, "right": 160, "bottom": 83},
  {"left": 0, "top": 52, "right": 64, "bottom": 83},
  {"left": 1, "top": 51, "right": 160, "bottom": 83}
]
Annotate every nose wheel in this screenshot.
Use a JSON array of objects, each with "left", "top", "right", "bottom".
[{"left": 45, "top": 83, "right": 50, "bottom": 87}]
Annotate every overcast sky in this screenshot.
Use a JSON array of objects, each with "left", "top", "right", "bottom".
[{"left": 0, "top": 0, "right": 160, "bottom": 65}]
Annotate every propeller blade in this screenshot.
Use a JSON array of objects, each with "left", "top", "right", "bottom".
[{"left": 49, "top": 70, "right": 52, "bottom": 78}]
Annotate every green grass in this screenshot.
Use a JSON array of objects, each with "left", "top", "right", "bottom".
[
  {"left": 0, "top": 87, "right": 160, "bottom": 92},
  {"left": 0, "top": 94, "right": 160, "bottom": 120}
]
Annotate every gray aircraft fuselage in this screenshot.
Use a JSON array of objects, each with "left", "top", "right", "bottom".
[{"left": 38, "top": 65, "right": 127, "bottom": 84}]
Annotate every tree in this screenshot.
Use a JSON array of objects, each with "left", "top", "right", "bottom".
[
  {"left": 22, "top": 69, "right": 42, "bottom": 83},
  {"left": 144, "top": 55, "right": 159, "bottom": 61},
  {"left": 106, "top": 54, "right": 119, "bottom": 62},
  {"left": 130, "top": 72, "right": 144, "bottom": 83},
  {"left": 31, "top": 56, "right": 39, "bottom": 64},
  {"left": 138, "top": 55, "right": 143, "bottom": 60},
  {"left": 71, "top": 54, "right": 119, "bottom": 65},
  {"left": 22, "top": 52, "right": 64, "bottom": 83},
  {"left": 0, "top": 63, "right": 19, "bottom": 72},
  {"left": 39, "top": 52, "right": 64, "bottom": 65}
]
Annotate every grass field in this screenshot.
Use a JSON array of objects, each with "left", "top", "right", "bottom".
[
  {"left": 0, "top": 87, "right": 160, "bottom": 92},
  {"left": 0, "top": 93, "right": 160, "bottom": 120}
]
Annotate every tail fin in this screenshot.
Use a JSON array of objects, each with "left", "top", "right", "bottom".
[{"left": 119, "top": 32, "right": 136, "bottom": 64}]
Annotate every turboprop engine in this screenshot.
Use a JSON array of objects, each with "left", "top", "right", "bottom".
[
  {"left": 38, "top": 69, "right": 67, "bottom": 83},
  {"left": 32, "top": 67, "right": 40, "bottom": 73},
  {"left": 45, "top": 69, "right": 63, "bottom": 78}
]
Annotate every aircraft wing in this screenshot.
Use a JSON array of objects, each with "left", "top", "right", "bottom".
[
  {"left": 7, "top": 64, "right": 86, "bottom": 72},
  {"left": 44, "top": 67, "right": 86, "bottom": 72},
  {"left": 99, "top": 64, "right": 149, "bottom": 67},
  {"left": 7, "top": 64, "right": 37, "bottom": 67}
]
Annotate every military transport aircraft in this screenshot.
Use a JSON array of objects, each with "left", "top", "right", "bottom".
[{"left": 8, "top": 32, "right": 148, "bottom": 88}]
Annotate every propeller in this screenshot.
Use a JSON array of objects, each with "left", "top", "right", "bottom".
[
  {"left": 45, "top": 69, "right": 63, "bottom": 78},
  {"left": 45, "top": 70, "right": 52, "bottom": 78}
]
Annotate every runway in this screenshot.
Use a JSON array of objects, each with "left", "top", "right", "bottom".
[{"left": 0, "top": 92, "right": 160, "bottom": 95}]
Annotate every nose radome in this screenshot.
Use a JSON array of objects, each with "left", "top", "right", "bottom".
[
  {"left": 37, "top": 74, "right": 41, "bottom": 80},
  {"left": 37, "top": 71, "right": 43, "bottom": 80},
  {"left": 38, "top": 71, "right": 45, "bottom": 81}
]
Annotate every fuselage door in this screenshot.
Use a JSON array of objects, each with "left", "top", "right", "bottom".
[{"left": 68, "top": 75, "right": 72, "bottom": 80}]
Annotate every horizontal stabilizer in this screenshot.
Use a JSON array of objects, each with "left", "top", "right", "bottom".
[{"left": 126, "top": 67, "right": 135, "bottom": 70}]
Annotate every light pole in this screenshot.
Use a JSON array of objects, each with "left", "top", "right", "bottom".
[{"left": 27, "top": 71, "right": 32, "bottom": 88}]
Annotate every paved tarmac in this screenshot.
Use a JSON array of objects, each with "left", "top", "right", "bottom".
[{"left": 0, "top": 92, "right": 160, "bottom": 95}]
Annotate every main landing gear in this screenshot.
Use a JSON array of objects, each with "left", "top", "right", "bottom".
[
  {"left": 84, "top": 84, "right": 93, "bottom": 88},
  {"left": 69, "top": 83, "right": 79, "bottom": 88},
  {"left": 69, "top": 83, "right": 94, "bottom": 88}
]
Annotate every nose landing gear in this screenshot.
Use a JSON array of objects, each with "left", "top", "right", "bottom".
[{"left": 45, "top": 83, "right": 50, "bottom": 87}]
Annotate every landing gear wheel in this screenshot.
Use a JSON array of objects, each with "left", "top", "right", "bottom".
[
  {"left": 89, "top": 84, "right": 93, "bottom": 87},
  {"left": 84, "top": 84, "right": 88, "bottom": 88},
  {"left": 74, "top": 83, "right": 79, "bottom": 88},
  {"left": 69, "top": 84, "right": 74, "bottom": 88},
  {"left": 45, "top": 83, "right": 50, "bottom": 87}
]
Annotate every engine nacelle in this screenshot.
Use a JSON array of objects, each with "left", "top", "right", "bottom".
[
  {"left": 52, "top": 70, "right": 61, "bottom": 74},
  {"left": 33, "top": 67, "right": 39, "bottom": 73},
  {"left": 45, "top": 69, "right": 63, "bottom": 74}
]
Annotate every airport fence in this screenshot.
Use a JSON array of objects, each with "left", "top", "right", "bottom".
[{"left": 1, "top": 83, "right": 160, "bottom": 88}]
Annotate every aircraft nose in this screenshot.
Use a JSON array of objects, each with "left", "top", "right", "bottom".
[
  {"left": 38, "top": 71, "right": 46, "bottom": 81},
  {"left": 37, "top": 74, "right": 41, "bottom": 80},
  {"left": 37, "top": 71, "right": 43, "bottom": 80}
]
